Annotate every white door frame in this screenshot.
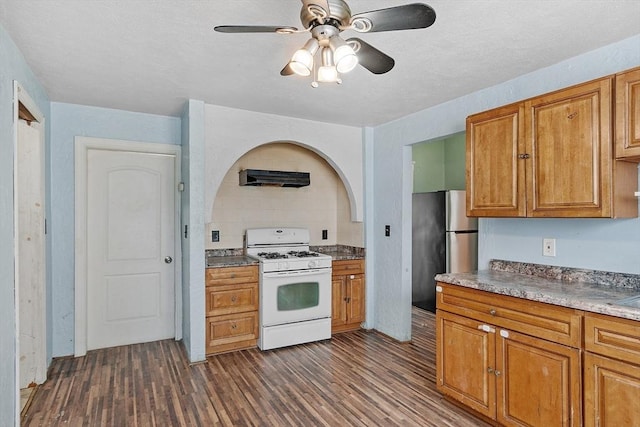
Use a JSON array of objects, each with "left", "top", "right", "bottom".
[
  {"left": 74, "top": 137, "right": 182, "bottom": 357},
  {"left": 13, "top": 81, "right": 46, "bottom": 425}
]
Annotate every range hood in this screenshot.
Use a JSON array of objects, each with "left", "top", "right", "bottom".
[{"left": 239, "top": 169, "right": 310, "bottom": 188}]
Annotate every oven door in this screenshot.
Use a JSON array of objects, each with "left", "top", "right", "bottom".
[{"left": 261, "top": 268, "right": 331, "bottom": 327}]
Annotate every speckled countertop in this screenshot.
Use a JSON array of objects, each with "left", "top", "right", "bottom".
[
  {"left": 312, "top": 245, "right": 365, "bottom": 261},
  {"left": 205, "top": 245, "right": 364, "bottom": 267},
  {"left": 435, "top": 260, "right": 640, "bottom": 321},
  {"left": 205, "top": 249, "right": 258, "bottom": 268}
]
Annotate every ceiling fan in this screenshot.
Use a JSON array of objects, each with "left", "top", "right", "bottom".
[{"left": 214, "top": 1, "right": 436, "bottom": 86}]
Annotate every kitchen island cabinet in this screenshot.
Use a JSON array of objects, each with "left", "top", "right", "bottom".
[
  {"left": 583, "top": 312, "right": 640, "bottom": 427},
  {"left": 466, "top": 72, "right": 638, "bottom": 218},
  {"left": 205, "top": 265, "right": 259, "bottom": 355},
  {"left": 331, "top": 259, "right": 365, "bottom": 334},
  {"left": 436, "top": 283, "right": 582, "bottom": 426},
  {"left": 615, "top": 67, "right": 640, "bottom": 160}
]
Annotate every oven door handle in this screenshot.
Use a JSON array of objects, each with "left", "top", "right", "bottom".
[{"left": 263, "top": 268, "right": 330, "bottom": 278}]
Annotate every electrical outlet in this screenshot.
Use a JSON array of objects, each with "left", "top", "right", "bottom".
[{"left": 543, "top": 238, "right": 556, "bottom": 257}]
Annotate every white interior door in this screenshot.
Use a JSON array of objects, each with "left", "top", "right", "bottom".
[
  {"left": 86, "top": 149, "right": 176, "bottom": 350},
  {"left": 17, "top": 119, "right": 46, "bottom": 387}
]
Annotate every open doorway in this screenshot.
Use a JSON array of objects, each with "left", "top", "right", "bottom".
[{"left": 14, "top": 82, "right": 47, "bottom": 417}]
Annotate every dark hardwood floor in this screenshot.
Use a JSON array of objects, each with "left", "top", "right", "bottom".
[{"left": 23, "top": 308, "right": 489, "bottom": 426}]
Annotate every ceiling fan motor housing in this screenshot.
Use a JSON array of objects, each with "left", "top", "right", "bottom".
[{"left": 301, "top": 0, "right": 352, "bottom": 29}]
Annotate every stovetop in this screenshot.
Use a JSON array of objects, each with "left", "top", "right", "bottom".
[
  {"left": 245, "top": 228, "right": 332, "bottom": 272},
  {"left": 257, "top": 250, "right": 323, "bottom": 260}
]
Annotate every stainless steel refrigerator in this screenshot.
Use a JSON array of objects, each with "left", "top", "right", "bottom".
[{"left": 412, "top": 190, "right": 478, "bottom": 312}]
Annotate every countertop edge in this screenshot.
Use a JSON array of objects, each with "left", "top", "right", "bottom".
[{"left": 436, "top": 271, "right": 640, "bottom": 322}]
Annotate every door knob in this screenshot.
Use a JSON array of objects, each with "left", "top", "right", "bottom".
[{"left": 164, "top": 256, "right": 173, "bottom": 264}]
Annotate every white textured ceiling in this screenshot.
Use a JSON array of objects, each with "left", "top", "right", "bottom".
[{"left": 1, "top": 0, "right": 639, "bottom": 127}]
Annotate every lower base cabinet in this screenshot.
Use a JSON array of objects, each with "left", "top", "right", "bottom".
[
  {"left": 205, "top": 265, "right": 259, "bottom": 355},
  {"left": 437, "top": 310, "right": 580, "bottom": 426},
  {"left": 331, "top": 259, "right": 365, "bottom": 334},
  {"left": 584, "top": 312, "right": 640, "bottom": 427},
  {"left": 436, "top": 283, "right": 582, "bottom": 427}
]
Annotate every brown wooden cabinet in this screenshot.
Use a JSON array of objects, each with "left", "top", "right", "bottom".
[
  {"left": 584, "top": 312, "right": 640, "bottom": 427},
  {"left": 467, "top": 74, "right": 638, "bottom": 218},
  {"left": 331, "top": 259, "right": 365, "bottom": 334},
  {"left": 615, "top": 67, "right": 640, "bottom": 160},
  {"left": 205, "top": 265, "right": 259, "bottom": 355},
  {"left": 436, "top": 283, "right": 582, "bottom": 426}
]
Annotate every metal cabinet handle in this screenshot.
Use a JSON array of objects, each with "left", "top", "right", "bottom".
[
  {"left": 487, "top": 367, "right": 494, "bottom": 374},
  {"left": 231, "top": 323, "right": 237, "bottom": 330},
  {"left": 164, "top": 256, "right": 173, "bottom": 264},
  {"left": 489, "top": 309, "right": 496, "bottom": 316},
  {"left": 494, "top": 370, "right": 501, "bottom": 377},
  {"left": 231, "top": 295, "right": 237, "bottom": 303},
  {"left": 518, "top": 153, "right": 530, "bottom": 159}
]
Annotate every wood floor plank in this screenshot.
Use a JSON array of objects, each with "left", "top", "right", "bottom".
[{"left": 23, "top": 308, "right": 489, "bottom": 426}]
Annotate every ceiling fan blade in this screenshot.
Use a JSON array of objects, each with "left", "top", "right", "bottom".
[
  {"left": 280, "top": 63, "right": 295, "bottom": 76},
  {"left": 214, "top": 25, "right": 298, "bottom": 34},
  {"left": 351, "top": 3, "right": 436, "bottom": 33},
  {"left": 347, "top": 38, "right": 395, "bottom": 75}
]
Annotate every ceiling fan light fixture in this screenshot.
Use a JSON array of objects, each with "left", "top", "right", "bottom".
[
  {"left": 289, "top": 38, "right": 319, "bottom": 76},
  {"left": 330, "top": 37, "right": 358, "bottom": 73}
]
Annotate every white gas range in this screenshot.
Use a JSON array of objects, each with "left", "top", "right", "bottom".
[{"left": 245, "top": 228, "right": 332, "bottom": 350}]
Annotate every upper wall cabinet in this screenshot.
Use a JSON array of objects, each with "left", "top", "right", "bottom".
[
  {"left": 466, "top": 73, "right": 639, "bottom": 218},
  {"left": 615, "top": 67, "right": 640, "bottom": 160}
]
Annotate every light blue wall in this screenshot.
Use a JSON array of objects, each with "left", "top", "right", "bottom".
[
  {"left": 0, "top": 24, "right": 50, "bottom": 424},
  {"left": 180, "top": 99, "right": 206, "bottom": 362},
  {"left": 50, "top": 102, "right": 181, "bottom": 356},
  {"left": 368, "top": 35, "right": 640, "bottom": 341}
]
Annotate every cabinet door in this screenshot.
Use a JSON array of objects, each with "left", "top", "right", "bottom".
[
  {"left": 436, "top": 310, "right": 496, "bottom": 418},
  {"left": 331, "top": 276, "right": 347, "bottom": 328},
  {"left": 584, "top": 352, "right": 640, "bottom": 427},
  {"left": 346, "top": 274, "right": 365, "bottom": 325},
  {"left": 496, "top": 329, "right": 581, "bottom": 427},
  {"left": 466, "top": 102, "right": 526, "bottom": 217},
  {"left": 615, "top": 67, "right": 640, "bottom": 160},
  {"left": 525, "top": 77, "right": 613, "bottom": 217}
]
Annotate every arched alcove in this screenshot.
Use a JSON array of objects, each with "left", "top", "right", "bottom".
[{"left": 207, "top": 141, "right": 363, "bottom": 249}]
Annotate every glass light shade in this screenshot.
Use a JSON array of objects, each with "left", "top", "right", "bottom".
[
  {"left": 334, "top": 44, "right": 358, "bottom": 73},
  {"left": 288, "top": 38, "right": 319, "bottom": 77},
  {"left": 317, "top": 65, "right": 338, "bottom": 83},
  {"left": 329, "top": 36, "right": 358, "bottom": 74},
  {"left": 289, "top": 49, "right": 313, "bottom": 76}
]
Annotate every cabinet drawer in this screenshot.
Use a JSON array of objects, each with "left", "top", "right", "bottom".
[
  {"left": 206, "top": 283, "right": 258, "bottom": 316},
  {"left": 332, "top": 259, "right": 364, "bottom": 276},
  {"left": 585, "top": 312, "right": 640, "bottom": 365},
  {"left": 206, "top": 312, "right": 258, "bottom": 354},
  {"left": 206, "top": 265, "right": 258, "bottom": 286},
  {"left": 436, "top": 283, "right": 582, "bottom": 348}
]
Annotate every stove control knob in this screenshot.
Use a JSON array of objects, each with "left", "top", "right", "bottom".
[{"left": 308, "top": 260, "right": 317, "bottom": 268}]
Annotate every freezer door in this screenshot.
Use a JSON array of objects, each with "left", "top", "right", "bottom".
[
  {"left": 446, "top": 231, "right": 478, "bottom": 273},
  {"left": 446, "top": 190, "right": 478, "bottom": 231}
]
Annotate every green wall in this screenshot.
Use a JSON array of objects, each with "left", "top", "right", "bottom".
[{"left": 412, "top": 131, "right": 465, "bottom": 193}]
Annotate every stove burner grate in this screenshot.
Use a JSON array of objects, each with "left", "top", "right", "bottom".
[
  {"left": 288, "top": 251, "right": 320, "bottom": 257},
  {"left": 257, "top": 252, "right": 289, "bottom": 259}
]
